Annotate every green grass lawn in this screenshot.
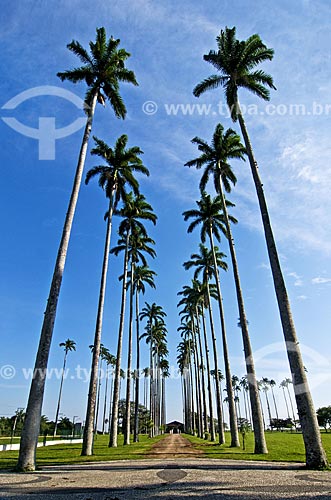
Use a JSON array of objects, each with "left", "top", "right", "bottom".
[
  {"left": 0, "top": 434, "right": 165, "bottom": 470},
  {"left": 1, "top": 432, "right": 330, "bottom": 470},
  {"left": 184, "top": 431, "right": 331, "bottom": 463}
]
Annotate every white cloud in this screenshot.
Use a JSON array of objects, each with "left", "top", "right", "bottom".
[
  {"left": 258, "top": 262, "right": 271, "bottom": 270},
  {"left": 297, "top": 295, "right": 308, "bottom": 300},
  {"left": 288, "top": 272, "right": 303, "bottom": 287},
  {"left": 312, "top": 277, "right": 331, "bottom": 285}
]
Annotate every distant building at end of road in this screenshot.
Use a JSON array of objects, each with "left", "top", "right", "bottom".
[{"left": 166, "top": 421, "right": 184, "bottom": 433}]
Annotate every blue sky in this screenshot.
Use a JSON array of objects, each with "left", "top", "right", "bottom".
[{"left": 0, "top": 0, "right": 330, "bottom": 427}]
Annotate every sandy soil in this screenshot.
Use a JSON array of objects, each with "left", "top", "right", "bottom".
[{"left": 147, "top": 433, "right": 203, "bottom": 458}]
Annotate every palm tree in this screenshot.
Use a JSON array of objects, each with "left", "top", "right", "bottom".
[
  {"left": 140, "top": 303, "right": 167, "bottom": 437},
  {"left": 82, "top": 136, "right": 149, "bottom": 456},
  {"left": 283, "top": 377, "right": 297, "bottom": 427},
  {"left": 178, "top": 281, "right": 208, "bottom": 437},
  {"left": 111, "top": 223, "right": 156, "bottom": 446},
  {"left": 53, "top": 339, "right": 76, "bottom": 437},
  {"left": 178, "top": 322, "right": 198, "bottom": 435},
  {"left": 183, "top": 195, "right": 240, "bottom": 447},
  {"left": 94, "top": 345, "right": 110, "bottom": 435},
  {"left": 142, "top": 367, "right": 150, "bottom": 411},
  {"left": 102, "top": 352, "right": 116, "bottom": 434},
  {"left": 17, "top": 27, "right": 138, "bottom": 471},
  {"left": 183, "top": 248, "right": 227, "bottom": 442},
  {"left": 132, "top": 266, "right": 156, "bottom": 442},
  {"left": 185, "top": 125, "right": 266, "bottom": 453},
  {"left": 193, "top": 26, "right": 327, "bottom": 468},
  {"left": 116, "top": 197, "right": 156, "bottom": 445},
  {"left": 239, "top": 375, "right": 252, "bottom": 425},
  {"left": 280, "top": 379, "right": 291, "bottom": 421},
  {"left": 261, "top": 377, "right": 272, "bottom": 427},
  {"left": 160, "top": 359, "right": 169, "bottom": 431},
  {"left": 211, "top": 369, "right": 225, "bottom": 429},
  {"left": 269, "top": 379, "right": 279, "bottom": 423}
]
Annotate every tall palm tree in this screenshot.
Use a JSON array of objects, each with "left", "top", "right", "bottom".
[
  {"left": 178, "top": 281, "right": 209, "bottom": 437},
  {"left": 160, "top": 358, "right": 169, "bottom": 431},
  {"left": 111, "top": 223, "right": 156, "bottom": 446},
  {"left": 211, "top": 369, "right": 225, "bottom": 430},
  {"left": 142, "top": 367, "right": 150, "bottom": 412},
  {"left": 268, "top": 379, "right": 279, "bottom": 423},
  {"left": 231, "top": 375, "right": 242, "bottom": 421},
  {"left": 261, "top": 377, "right": 272, "bottom": 427},
  {"left": 140, "top": 303, "right": 167, "bottom": 437},
  {"left": 94, "top": 345, "right": 110, "bottom": 435},
  {"left": 193, "top": 26, "right": 327, "bottom": 468},
  {"left": 132, "top": 266, "right": 156, "bottom": 442},
  {"left": 178, "top": 322, "right": 198, "bottom": 435},
  {"left": 177, "top": 338, "right": 194, "bottom": 433},
  {"left": 82, "top": 136, "right": 149, "bottom": 456},
  {"left": 183, "top": 246, "right": 227, "bottom": 442},
  {"left": 283, "top": 377, "right": 297, "bottom": 427},
  {"left": 116, "top": 199, "right": 156, "bottom": 446},
  {"left": 17, "top": 27, "right": 138, "bottom": 471},
  {"left": 183, "top": 195, "right": 239, "bottom": 447},
  {"left": 280, "top": 379, "right": 291, "bottom": 421},
  {"left": 185, "top": 125, "right": 267, "bottom": 453},
  {"left": 102, "top": 352, "right": 116, "bottom": 434},
  {"left": 53, "top": 339, "right": 76, "bottom": 437},
  {"left": 239, "top": 375, "right": 252, "bottom": 425}
]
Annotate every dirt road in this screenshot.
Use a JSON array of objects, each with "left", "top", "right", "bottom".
[{"left": 147, "top": 433, "right": 203, "bottom": 458}]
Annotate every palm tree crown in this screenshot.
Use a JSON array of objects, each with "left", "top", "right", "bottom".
[
  {"left": 183, "top": 192, "right": 237, "bottom": 243},
  {"left": 185, "top": 124, "right": 246, "bottom": 194},
  {"left": 86, "top": 135, "right": 149, "bottom": 209},
  {"left": 193, "top": 26, "right": 275, "bottom": 120},
  {"left": 57, "top": 27, "right": 138, "bottom": 113},
  {"left": 183, "top": 243, "right": 227, "bottom": 283}
]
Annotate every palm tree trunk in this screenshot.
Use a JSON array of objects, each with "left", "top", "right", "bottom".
[
  {"left": 271, "top": 387, "right": 279, "bottom": 421},
  {"left": 149, "top": 340, "right": 154, "bottom": 437},
  {"left": 236, "top": 101, "right": 327, "bottom": 468},
  {"left": 286, "top": 385, "right": 297, "bottom": 429},
  {"left": 109, "top": 231, "right": 130, "bottom": 447},
  {"left": 208, "top": 226, "right": 237, "bottom": 446},
  {"left": 196, "top": 311, "right": 208, "bottom": 434},
  {"left": 161, "top": 376, "right": 166, "bottom": 430},
  {"left": 265, "top": 392, "right": 272, "bottom": 427},
  {"left": 192, "top": 321, "right": 203, "bottom": 438},
  {"left": 217, "top": 173, "right": 267, "bottom": 454},
  {"left": 189, "top": 353, "right": 195, "bottom": 434},
  {"left": 82, "top": 192, "right": 115, "bottom": 456},
  {"left": 124, "top": 262, "right": 134, "bottom": 445},
  {"left": 201, "top": 308, "right": 215, "bottom": 441},
  {"left": 282, "top": 386, "right": 291, "bottom": 420},
  {"left": 53, "top": 350, "right": 68, "bottom": 437},
  {"left": 17, "top": 93, "right": 98, "bottom": 471},
  {"left": 108, "top": 374, "right": 114, "bottom": 433},
  {"left": 94, "top": 360, "right": 102, "bottom": 434},
  {"left": 102, "top": 367, "right": 109, "bottom": 434},
  {"left": 205, "top": 276, "right": 225, "bottom": 445},
  {"left": 133, "top": 288, "right": 140, "bottom": 442}
]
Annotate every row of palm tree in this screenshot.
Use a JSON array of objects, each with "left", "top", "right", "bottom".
[
  {"left": 17, "top": 27, "right": 168, "bottom": 469},
  {"left": 140, "top": 303, "right": 169, "bottom": 437},
  {"left": 176, "top": 26, "right": 327, "bottom": 468},
  {"left": 17, "top": 25, "right": 328, "bottom": 471}
]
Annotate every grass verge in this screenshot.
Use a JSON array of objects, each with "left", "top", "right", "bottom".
[
  {"left": 184, "top": 431, "right": 331, "bottom": 463},
  {"left": 0, "top": 434, "right": 165, "bottom": 470}
]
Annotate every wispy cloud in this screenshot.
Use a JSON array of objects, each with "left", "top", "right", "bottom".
[
  {"left": 312, "top": 277, "right": 331, "bottom": 285},
  {"left": 288, "top": 272, "right": 303, "bottom": 287}
]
